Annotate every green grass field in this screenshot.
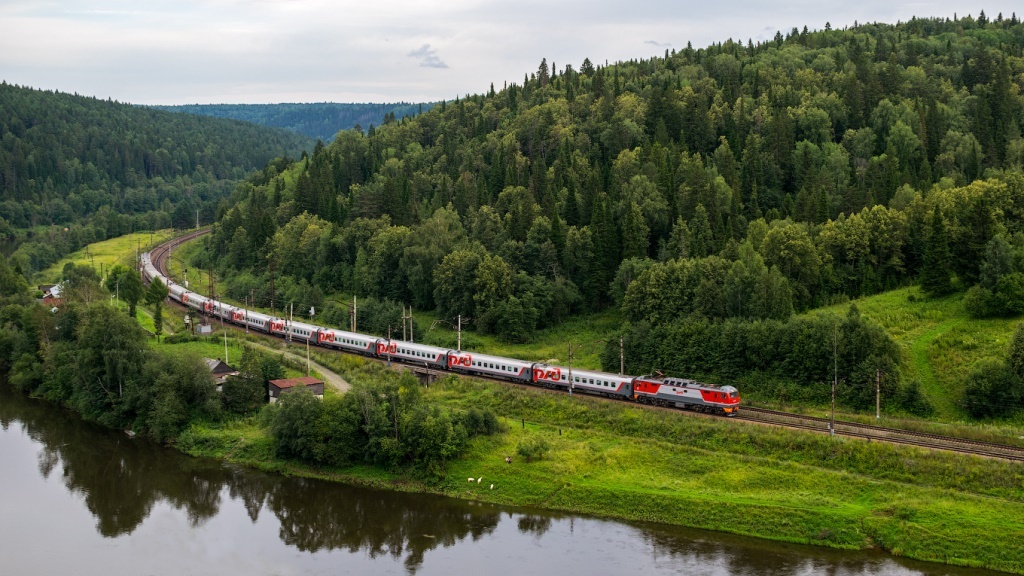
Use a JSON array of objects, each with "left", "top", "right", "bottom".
[{"left": 38, "top": 229, "right": 176, "bottom": 284}]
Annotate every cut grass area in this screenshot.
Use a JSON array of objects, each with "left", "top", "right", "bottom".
[
  {"left": 37, "top": 229, "right": 176, "bottom": 284},
  {"left": 178, "top": 359, "right": 1024, "bottom": 574},
  {"left": 807, "top": 287, "right": 1023, "bottom": 422}
]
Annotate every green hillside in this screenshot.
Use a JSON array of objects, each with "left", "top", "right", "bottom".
[
  {"left": 178, "top": 14, "right": 1024, "bottom": 423},
  {"left": 0, "top": 82, "right": 314, "bottom": 277},
  {"left": 153, "top": 102, "right": 434, "bottom": 141},
  {"left": 810, "top": 287, "right": 1024, "bottom": 421}
]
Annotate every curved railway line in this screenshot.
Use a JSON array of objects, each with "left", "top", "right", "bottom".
[{"left": 149, "top": 231, "right": 1024, "bottom": 463}]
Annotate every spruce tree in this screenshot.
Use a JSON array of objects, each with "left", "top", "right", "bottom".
[
  {"left": 1008, "top": 322, "right": 1024, "bottom": 381},
  {"left": 921, "top": 207, "right": 953, "bottom": 296}
]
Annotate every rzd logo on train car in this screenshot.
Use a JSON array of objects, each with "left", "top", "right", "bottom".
[
  {"left": 231, "top": 311, "right": 244, "bottom": 322},
  {"left": 448, "top": 354, "right": 472, "bottom": 368},
  {"left": 538, "top": 367, "right": 561, "bottom": 381},
  {"left": 318, "top": 331, "right": 335, "bottom": 343},
  {"left": 204, "top": 302, "right": 213, "bottom": 313},
  {"left": 269, "top": 320, "right": 285, "bottom": 332},
  {"left": 376, "top": 342, "right": 398, "bottom": 355},
  {"left": 181, "top": 294, "right": 189, "bottom": 304}
]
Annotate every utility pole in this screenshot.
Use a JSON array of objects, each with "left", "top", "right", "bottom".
[
  {"left": 269, "top": 261, "right": 275, "bottom": 317},
  {"left": 222, "top": 312, "right": 229, "bottom": 365},
  {"left": 876, "top": 369, "right": 881, "bottom": 420},
  {"left": 619, "top": 335, "right": 624, "bottom": 375},
  {"left": 196, "top": 209, "right": 199, "bottom": 231},
  {"left": 306, "top": 336, "right": 310, "bottom": 376},
  {"left": 387, "top": 326, "right": 392, "bottom": 367},
  {"left": 352, "top": 295, "right": 357, "bottom": 332},
  {"left": 402, "top": 305, "right": 407, "bottom": 341},
  {"left": 457, "top": 314, "right": 462, "bottom": 352},
  {"left": 831, "top": 323, "right": 837, "bottom": 437},
  {"left": 410, "top": 308, "right": 414, "bottom": 343},
  {"left": 568, "top": 341, "right": 575, "bottom": 397},
  {"left": 289, "top": 302, "right": 294, "bottom": 343}
]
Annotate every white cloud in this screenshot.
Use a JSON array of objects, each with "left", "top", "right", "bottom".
[
  {"left": 408, "top": 44, "right": 449, "bottom": 69},
  {"left": 1, "top": 1, "right": 1021, "bottom": 104}
]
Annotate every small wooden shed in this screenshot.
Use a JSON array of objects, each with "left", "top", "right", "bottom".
[
  {"left": 268, "top": 376, "right": 325, "bottom": 403},
  {"left": 203, "top": 358, "right": 240, "bottom": 391}
]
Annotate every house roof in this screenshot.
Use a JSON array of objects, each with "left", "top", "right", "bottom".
[
  {"left": 203, "top": 358, "right": 238, "bottom": 375},
  {"left": 269, "top": 376, "right": 324, "bottom": 389}
]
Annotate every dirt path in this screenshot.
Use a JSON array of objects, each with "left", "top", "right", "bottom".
[{"left": 247, "top": 340, "right": 351, "bottom": 393}]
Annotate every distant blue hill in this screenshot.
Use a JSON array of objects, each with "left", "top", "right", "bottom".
[{"left": 152, "top": 102, "right": 434, "bottom": 141}]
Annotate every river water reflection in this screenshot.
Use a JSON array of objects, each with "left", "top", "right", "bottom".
[{"left": 0, "top": 382, "right": 1001, "bottom": 576}]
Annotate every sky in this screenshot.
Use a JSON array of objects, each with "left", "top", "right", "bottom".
[{"left": 1, "top": 1, "right": 1021, "bottom": 105}]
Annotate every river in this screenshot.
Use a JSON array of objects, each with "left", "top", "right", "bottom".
[{"left": 0, "top": 381, "right": 1001, "bottom": 576}]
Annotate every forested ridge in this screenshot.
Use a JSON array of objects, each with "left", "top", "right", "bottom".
[
  {"left": 153, "top": 102, "right": 434, "bottom": 142},
  {"left": 191, "top": 14, "right": 1024, "bottom": 415},
  {"left": 0, "top": 82, "right": 313, "bottom": 276}
]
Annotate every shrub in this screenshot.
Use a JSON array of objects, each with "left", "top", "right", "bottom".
[
  {"left": 962, "top": 359, "right": 1019, "bottom": 419},
  {"left": 516, "top": 436, "right": 550, "bottom": 462},
  {"left": 964, "top": 285, "right": 1001, "bottom": 318}
]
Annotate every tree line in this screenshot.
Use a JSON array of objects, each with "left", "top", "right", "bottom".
[
  {"left": 204, "top": 14, "right": 1024, "bottom": 321},
  {"left": 183, "top": 14, "right": 1024, "bottom": 417},
  {"left": 155, "top": 102, "right": 434, "bottom": 142},
  {"left": 0, "top": 258, "right": 499, "bottom": 475},
  {"left": 0, "top": 82, "right": 311, "bottom": 236}
]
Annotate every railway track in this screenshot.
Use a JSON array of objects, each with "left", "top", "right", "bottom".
[
  {"left": 737, "top": 407, "right": 1024, "bottom": 461},
  {"left": 149, "top": 232, "right": 1024, "bottom": 463},
  {"left": 149, "top": 228, "right": 210, "bottom": 278}
]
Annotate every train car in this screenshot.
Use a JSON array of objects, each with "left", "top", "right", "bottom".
[
  {"left": 316, "top": 328, "right": 379, "bottom": 356},
  {"left": 242, "top": 310, "right": 274, "bottom": 333},
  {"left": 167, "top": 281, "right": 188, "bottom": 303},
  {"left": 632, "top": 376, "right": 740, "bottom": 415},
  {"left": 286, "top": 320, "right": 320, "bottom": 343},
  {"left": 265, "top": 317, "right": 288, "bottom": 336},
  {"left": 533, "top": 365, "right": 633, "bottom": 398},
  {"left": 446, "top": 350, "right": 533, "bottom": 383},
  {"left": 181, "top": 291, "right": 214, "bottom": 314},
  {"left": 379, "top": 340, "right": 451, "bottom": 369},
  {"left": 211, "top": 301, "right": 237, "bottom": 323}
]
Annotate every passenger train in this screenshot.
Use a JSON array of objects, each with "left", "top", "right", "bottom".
[{"left": 141, "top": 252, "right": 741, "bottom": 415}]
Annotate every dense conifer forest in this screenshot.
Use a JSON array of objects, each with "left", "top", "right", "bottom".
[
  {"left": 153, "top": 103, "right": 433, "bottom": 141},
  {"left": 0, "top": 82, "right": 312, "bottom": 274},
  {"left": 194, "top": 14, "right": 1024, "bottom": 414}
]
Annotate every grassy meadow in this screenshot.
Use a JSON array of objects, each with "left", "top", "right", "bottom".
[
  {"left": 38, "top": 229, "right": 176, "bottom": 284},
  {"left": 808, "top": 287, "right": 1024, "bottom": 423}
]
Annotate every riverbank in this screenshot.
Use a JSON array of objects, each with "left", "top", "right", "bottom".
[{"left": 176, "top": 356, "right": 1024, "bottom": 575}]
